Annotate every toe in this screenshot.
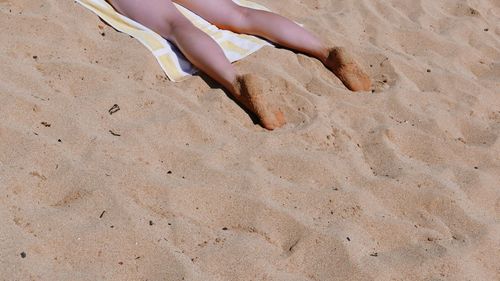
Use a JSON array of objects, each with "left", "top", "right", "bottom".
[{"left": 261, "top": 110, "right": 286, "bottom": 130}]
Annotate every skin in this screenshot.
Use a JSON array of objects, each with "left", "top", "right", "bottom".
[{"left": 106, "top": 0, "right": 371, "bottom": 130}]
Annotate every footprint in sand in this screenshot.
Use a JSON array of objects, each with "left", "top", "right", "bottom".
[
  {"left": 359, "top": 53, "right": 399, "bottom": 93},
  {"left": 459, "top": 119, "right": 499, "bottom": 147}
]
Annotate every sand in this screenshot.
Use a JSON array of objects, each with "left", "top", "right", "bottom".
[{"left": 1, "top": 0, "right": 499, "bottom": 280}]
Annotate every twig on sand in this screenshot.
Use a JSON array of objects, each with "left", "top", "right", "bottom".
[{"left": 108, "top": 104, "right": 120, "bottom": 115}]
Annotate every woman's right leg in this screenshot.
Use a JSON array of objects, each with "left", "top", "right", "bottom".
[{"left": 107, "top": 0, "right": 285, "bottom": 129}]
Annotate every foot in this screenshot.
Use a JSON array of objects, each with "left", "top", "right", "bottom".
[
  {"left": 324, "top": 47, "right": 372, "bottom": 92},
  {"left": 233, "top": 74, "right": 286, "bottom": 130}
]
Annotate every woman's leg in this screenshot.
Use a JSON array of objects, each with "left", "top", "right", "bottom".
[
  {"left": 107, "top": 0, "right": 285, "bottom": 129},
  {"left": 174, "top": 0, "right": 371, "bottom": 91},
  {"left": 107, "top": 0, "right": 236, "bottom": 90}
]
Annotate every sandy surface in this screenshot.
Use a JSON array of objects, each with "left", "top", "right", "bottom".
[{"left": 1, "top": 0, "right": 500, "bottom": 280}]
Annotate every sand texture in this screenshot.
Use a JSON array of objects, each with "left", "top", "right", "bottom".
[{"left": 1, "top": 0, "right": 500, "bottom": 280}]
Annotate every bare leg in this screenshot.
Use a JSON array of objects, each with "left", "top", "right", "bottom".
[
  {"left": 174, "top": 0, "right": 371, "bottom": 91},
  {"left": 107, "top": 0, "right": 285, "bottom": 129}
]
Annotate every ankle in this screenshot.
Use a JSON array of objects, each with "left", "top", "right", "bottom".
[
  {"left": 318, "top": 47, "right": 331, "bottom": 64},
  {"left": 230, "top": 75, "right": 245, "bottom": 97}
]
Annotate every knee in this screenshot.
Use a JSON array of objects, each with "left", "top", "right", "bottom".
[
  {"left": 217, "top": 6, "right": 253, "bottom": 32},
  {"left": 154, "top": 15, "right": 192, "bottom": 40}
]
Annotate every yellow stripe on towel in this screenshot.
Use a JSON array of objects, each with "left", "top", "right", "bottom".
[{"left": 76, "top": 0, "right": 272, "bottom": 82}]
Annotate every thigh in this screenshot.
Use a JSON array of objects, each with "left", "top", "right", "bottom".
[
  {"left": 108, "top": 0, "right": 188, "bottom": 31},
  {"left": 173, "top": 0, "right": 244, "bottom": 27}
]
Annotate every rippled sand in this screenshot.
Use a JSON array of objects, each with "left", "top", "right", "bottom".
[{"left": 1, "top": 0, "right": 499, "bottom": 280}]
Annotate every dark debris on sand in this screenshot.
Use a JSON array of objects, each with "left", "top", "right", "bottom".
[{"left": 108, "top": 104, "right": 120, "bottom": 115}]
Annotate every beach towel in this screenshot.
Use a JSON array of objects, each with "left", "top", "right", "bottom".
[{"left": 75, "top": 0, "right": 272, "bottom": 82}]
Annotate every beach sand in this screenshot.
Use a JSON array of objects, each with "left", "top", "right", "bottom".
[{"left": 1, "top": 0, "right": 499, "bottom": 280}]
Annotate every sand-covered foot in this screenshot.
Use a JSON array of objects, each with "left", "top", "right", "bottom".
[
  {"left": 324, "top": 47, "right": 372, "bottom": 92},
  {"left": 234, "top": 74, "right": 286, "bottom": 130}
]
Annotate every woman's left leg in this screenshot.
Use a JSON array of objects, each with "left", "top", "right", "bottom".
[
  {"left": 173, "top": 0, "right": 371, "bottom": 92},
  {"left": 174, "top": 0, "right": 327, "bottom": 61}
]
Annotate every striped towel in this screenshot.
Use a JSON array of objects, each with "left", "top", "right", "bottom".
[{"left": 75, "top": 0, "right": 272, "bottom": 81}]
